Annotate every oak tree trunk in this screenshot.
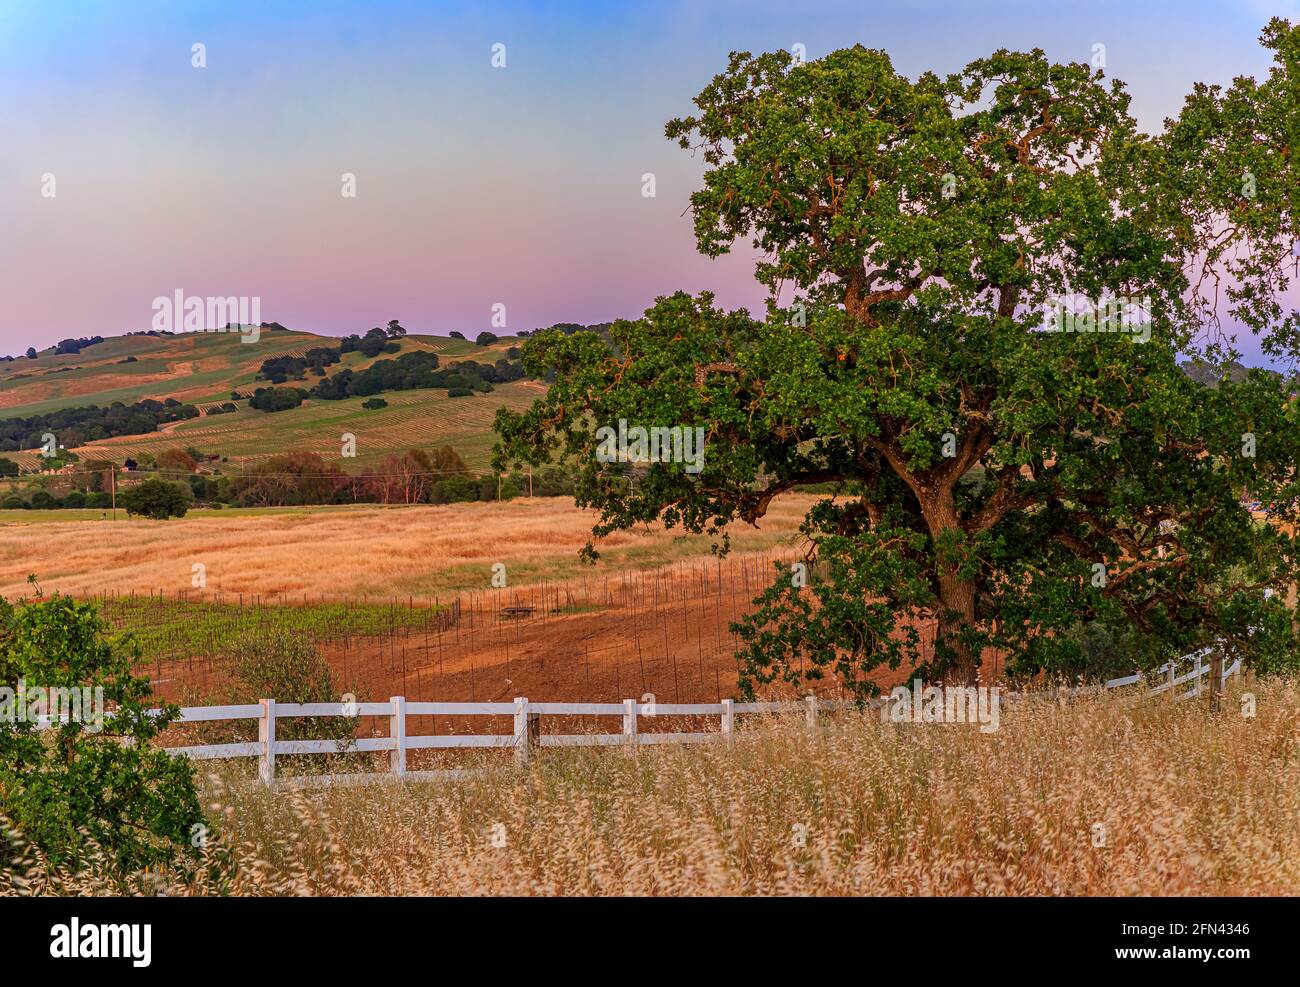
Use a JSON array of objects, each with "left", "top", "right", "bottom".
[{"left": 937, "top": 569, "right": 979, "bottom": 685}]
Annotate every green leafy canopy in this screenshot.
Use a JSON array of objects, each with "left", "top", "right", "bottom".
[{"left": 497, "top": 23, "right": 1300, "bottom": 694}]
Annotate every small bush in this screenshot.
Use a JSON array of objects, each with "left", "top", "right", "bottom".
[{"left": 223, "top": 629, "right": 356, "bottom": 745}]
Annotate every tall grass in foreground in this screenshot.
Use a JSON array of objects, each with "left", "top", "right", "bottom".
[{"left": 6, "top": 681, "right": 1300, "bottom": 895}]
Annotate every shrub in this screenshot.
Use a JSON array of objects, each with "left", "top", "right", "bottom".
[
  {"left": 223, "top": 629, "right": 356, "bottom": 745},
  {"left": 475, "top": 331, "right": 499, "bottom": 346},
  {"left": 430, "top": 475, "right": 479, "bottom": 503},
  {"left": 248, "top": 387, "right": 307, "bottom": 413},
  {"left": 29, "top": 490, "right": 55, "bottom": 509},
  {"left": 0, "top": 495, "right": 24, "bottom": 510},
  {"left": 84, "top": 492, "right": 111, "bottom": 509},
  {"left": 62, "top": 490, "right": 86, "bottom": 509},
  {"left": 361, "top": 397, "right": 388, "bottom": 410},
  {"left": 119, "top": 478, "right": 190, "bottom": 519},
  {"left": 0, "top": 592, "right": 204, "bottom": 878},
  {"left": 448, "top": 386, "right": 474, "bottom": 398}
]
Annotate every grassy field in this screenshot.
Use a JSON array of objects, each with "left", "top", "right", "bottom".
[
  {"left": 1, "top": 329, "right": 319, "bottom": 416},
  {"left": 96, "top": 594, "right": 453, "bottom": 664},
  {"left": 0, "top": 504, "right": 379, "bottom": 523},
  {"left": 0, "top": 327, "right": 524, "bottom": 417},
  {"left": 12, "top": 680, "right": 1298, "bottom": 895},
  {"left": 64, "top": 380, "right": 544, "bottom": 470},
  {"left": 0, "top": 495, "right": 815, "bottom": 600},
  {"left": 1, "top": 327, "right": 532, "bottom": 470}
]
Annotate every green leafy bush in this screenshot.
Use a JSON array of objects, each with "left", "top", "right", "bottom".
[
  {"left": 0, "top": 591, "right": 205, "bottom": 877},
  {"left": 223, "top": 628, "right": 356, "bottom": 745},
  {"left": 119, "top": 478, "right": 190, "bottom": 519}
]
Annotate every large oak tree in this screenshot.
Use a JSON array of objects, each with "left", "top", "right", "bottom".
[{"left": 497, "top": 22, "right": 1300, "bottom": 693}]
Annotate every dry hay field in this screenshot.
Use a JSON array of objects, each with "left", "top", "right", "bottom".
[
  {"left": 2, "top": 495, "right": 837, "bottom": 706},
  {"left": 18, "top": 679, "right": 1300, "bottom": 896},
  {"left": 0, "top": 494, "right": 817, "bottom": 600}
]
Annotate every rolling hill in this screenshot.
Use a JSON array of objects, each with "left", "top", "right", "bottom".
[{"left": 0, "top": 327, "right": 539, "bottom": 471}]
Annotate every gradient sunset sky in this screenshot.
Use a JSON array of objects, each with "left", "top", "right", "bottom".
[{"left": 2, "top": 0, "right": 1296, "bottom": 358}]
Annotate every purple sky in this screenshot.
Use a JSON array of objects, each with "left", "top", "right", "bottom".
[{"left": 2, "top": 0, "right": 1296, "bottom": 364}]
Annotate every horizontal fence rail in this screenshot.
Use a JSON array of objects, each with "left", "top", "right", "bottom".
[
  {"left": 29, "top": 643, "right": 1246, "bottom": 786},
  {"left": 161, "top": 697, "right": 835, "bottom": 784},
  {"left": 155, "top": 647, "right": 1242, "bottom": 785}
]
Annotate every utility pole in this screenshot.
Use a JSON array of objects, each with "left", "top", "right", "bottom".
[
  {"left": 110, "top": 467, "right": 117, "bottom": 520},
  {"left": 528, "top": 465, "right": 533, "bottom": 498}
]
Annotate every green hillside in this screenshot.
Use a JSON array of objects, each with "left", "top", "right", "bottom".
[
  {"left": 1, "top": 328, "right": 538, "bottom": 471},
  {"left": 72, "top": 381, "right": 544, "bottom": 470},
  {"left": 0, "top": 328, "right": 523, "bottom": 417}
]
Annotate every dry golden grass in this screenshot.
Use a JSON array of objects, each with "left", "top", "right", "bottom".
[
  {"left": 11, "top": 681, "right": 1296, "bottom": 896},
  {"left": 0, "top": 495, "right": 816, "bottom": 599}
]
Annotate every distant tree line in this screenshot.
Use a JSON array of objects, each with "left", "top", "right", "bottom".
[
  {"left": 0, "top": 445, "right": 576, "bottom": 513},
  {"left": 0, "top": 398, "right": 201, "bottom": 452},
  {"left": 0, "top": 336, "right": 104, "bottom": 362},
  {"left": 52, "top": 336, "right": 105, "bottom": 355},
  {"left": 226, "top": 449, "right": 573, "bottom": 506},
  {"left": 246, "top": 351, "right": 530, "bottom": 412}
]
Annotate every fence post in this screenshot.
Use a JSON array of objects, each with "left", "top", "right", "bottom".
[
  {"left": 258, "top": 698, "right": 276, "bottom": 784},
  {"left": 1194, "top": 652, "right": 1203, "bottom": 698},
  {"left": 1168, "top": 660, "right": 1175, "bottom": 703},
  {"left": 1209, "top": 650, "right": 1224, "bottom": 713},
  {"left": 721, "top": 699, "right": 734, "bottom": 748},
  {"left": 805, "top": 694, "right": 818, "bottom": 735},
  {"left": 390, "top": 696, "right": 407, "bottom": 776},
  {"left": 514, "top": 697, "right": 530, "bottom": 767},
  {"left": 622, "top": 699, "right": 638, "bottom": 750}
]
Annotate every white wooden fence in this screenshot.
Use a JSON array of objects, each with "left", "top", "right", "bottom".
[
  {"left": 146, "top": 646, "right": 1243, "bottom": 785},
  {"left": 1102, "top": 648, "right": 1242, "bottom": 701},
  {"left": 162, "top": 697, "right": 822, "bottom": 785}
]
